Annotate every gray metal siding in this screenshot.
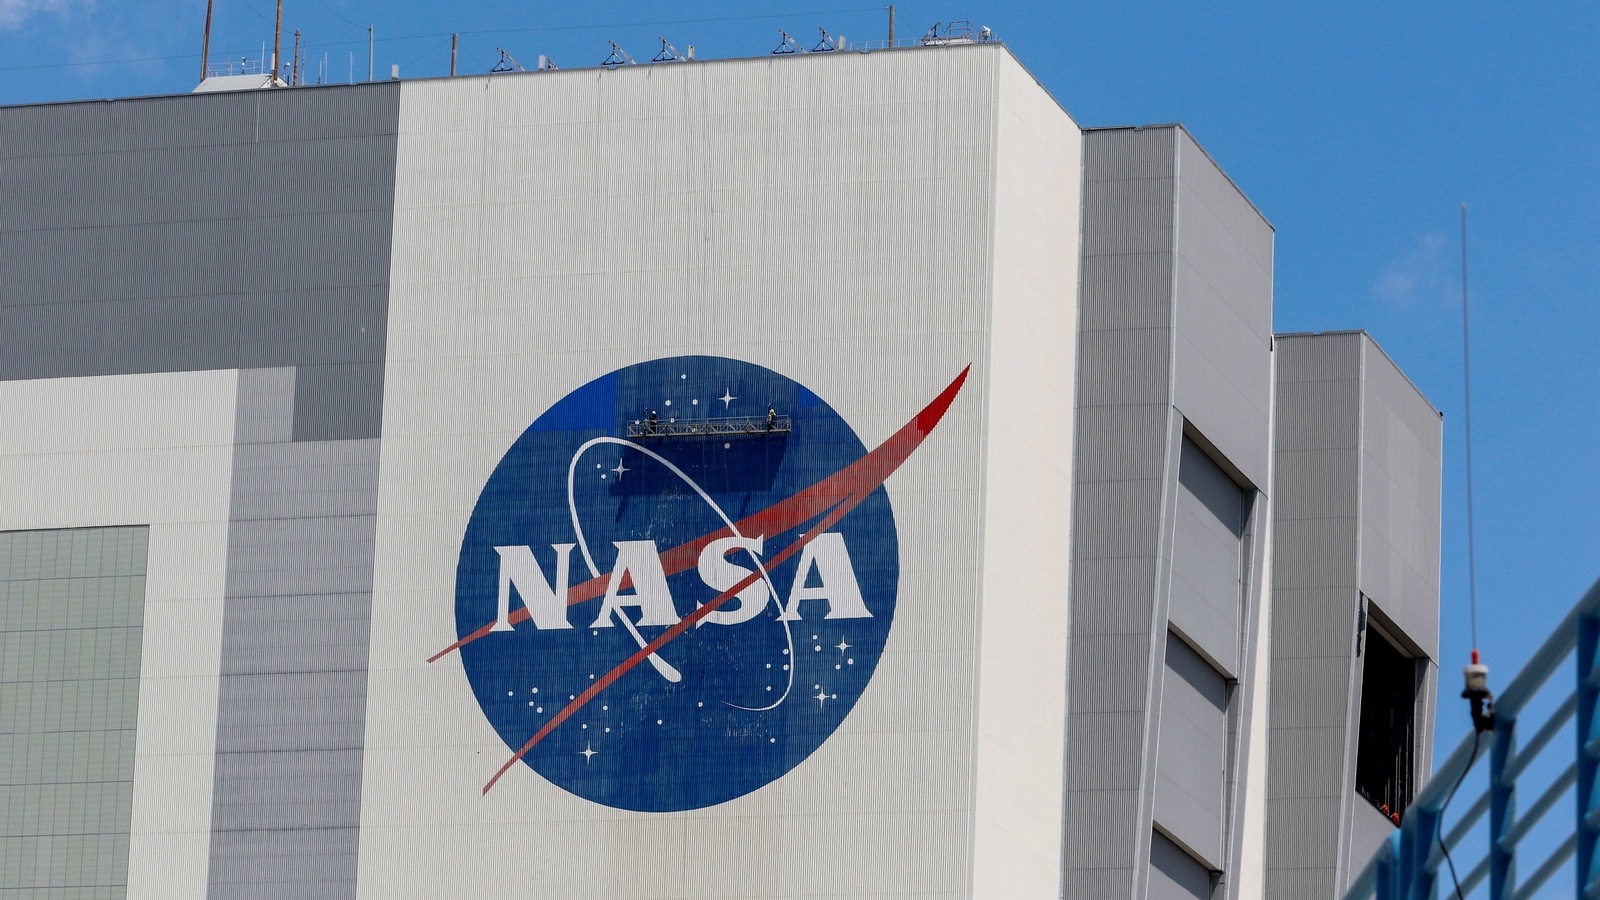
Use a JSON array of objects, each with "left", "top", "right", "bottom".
[
  {"left": 1154, "top": 633, "right": 1229, "bottom": 868},
  {"left": 1066, "top": 126, "right": 1178, "bottom": 898},
  {"left": 1358, "top": 341, "right": 1444, "bottom": 660},
  {"left": 1150, "top": 830, "right": 1215, "bottom": 900},
  {"left": 0, "top": 84, "right": 400, "bottom": 443},
  {"left": 207, "top": 368, "right": 381, "bottom": 899},
  {"left": 1170, "top": 131, "right": 1273, "bottom": 489},
  {"left": 1070, "top": 126, "right": 1274, "bottom": 898},
  {"left": 0, "top": 87, "right": 400, "bottom": 895},
  {"left": 1266, "top": 332, "right": 1442, "bottom": 894},
  {"left": 1170, "top": 437, "right": 1246, "bottom": 675},
  {"left": 1265, "top": 333, "right": 1363, "bottom": 897}
]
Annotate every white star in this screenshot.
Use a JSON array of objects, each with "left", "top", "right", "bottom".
[
  {"left": 611, "top": 459, "right": 629, "bottom": 480},
  {"left": 718, "top": 388, "right": 736, "bottom": 408},
  {"left": 835, "top": 639, "right": 851, "bottom": 654},
  {"left": 815, "top": 690, "right": 829, "bottom": 708},
  {"left": 580, "top": 743, "right": 597, "bottom": 763}
]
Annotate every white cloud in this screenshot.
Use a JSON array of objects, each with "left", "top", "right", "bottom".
[
  {"left": 1375, "top": 233, "right": 1452, "bottom": 307},
  {"left": 0, "top": 0, "right": 85, "bottom": 29}
]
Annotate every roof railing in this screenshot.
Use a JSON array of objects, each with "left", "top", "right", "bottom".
[{"left": 1344, "top": 574, "right": 1600, "bottom": 900}]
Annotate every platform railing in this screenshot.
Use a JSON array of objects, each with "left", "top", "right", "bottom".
[{"left": 1344, "top": 575, "right": 1600, "bottom": 900}]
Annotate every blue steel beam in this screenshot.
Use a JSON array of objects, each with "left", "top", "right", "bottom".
[
  {"left": 1577, "top": 615, "right": 1599, "bottom": 896},
  {"left": 1512, "top": 832, "right": 1576, "bottom": 900},
  {"left": 1490, "top": 714, "right": 1518, "bottom": 899}
]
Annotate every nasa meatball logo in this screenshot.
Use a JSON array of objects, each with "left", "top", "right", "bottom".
[{"left": 432, "top": 355, "right": 968, "bottom": 811}]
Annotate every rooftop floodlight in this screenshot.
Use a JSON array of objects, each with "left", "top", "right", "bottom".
[
  {"left": 602, "top": 41, "right": 636, "bottom": 69},
  {"left": 813, "top": 28, "right": 837, "bottom": 52},
  {"left": 652, "top": 37, "right": 685, "bottom": 62},
  {"left": 772, "top": 29, "right": 805, "bottom": 55},
  {"left": 490, "top": 48, "right": 526, "bottom": 73}
]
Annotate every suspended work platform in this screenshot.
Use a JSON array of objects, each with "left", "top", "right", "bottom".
[{"left": 626, "top": 414, "right": 793, "bottom": 439}]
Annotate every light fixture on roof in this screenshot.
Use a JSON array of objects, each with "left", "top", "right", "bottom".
[
  {"left": 602, "top": 41, "right": 636, "bottom": 69},
  {"left": 772, "top": 30, "right": 805, "bottom": 55},
  {"left": 490, "top": 48, "right": 526, "bottom": 73},
  {"left": 652, "top": 37, "right": 686, "bottom": 63}
]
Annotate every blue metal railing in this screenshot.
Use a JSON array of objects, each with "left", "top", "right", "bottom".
[{"left": 1345, "top": 575, "right": 1600, "bottom": 900}]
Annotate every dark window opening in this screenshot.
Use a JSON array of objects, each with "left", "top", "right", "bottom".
[{"left": 1355, "top": 624, "right": 1420, "bottom": 821}]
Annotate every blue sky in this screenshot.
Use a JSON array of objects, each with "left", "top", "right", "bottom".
[{"left": 3, "top": 0, "right": 1597, "bottom": 820}]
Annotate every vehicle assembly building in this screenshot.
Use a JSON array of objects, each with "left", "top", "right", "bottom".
[{"left": 0, "top": 40, "right": 1441, "bottom": 899}]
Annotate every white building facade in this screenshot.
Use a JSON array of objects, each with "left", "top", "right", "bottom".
[{"left": 0, "top": 43, "right": 1439, "bottom": 899}]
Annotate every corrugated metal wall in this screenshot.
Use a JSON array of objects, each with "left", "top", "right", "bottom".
[
  {"left": 1265, "top": 332, "right": 1442, "bottom": 896},
  {"left": 1066, "top": 124, "right": 1275, "bottom": 900},
  {"left": 0, "top": 82, "right": 402, "bottom": 898}
]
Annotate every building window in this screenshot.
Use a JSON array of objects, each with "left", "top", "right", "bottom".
[
  {"left": 0, "top": 526, "right": 148, "bottom": 898},
  {"left": 1355, "top": 614, "right": 1419, "bottom": 822}
]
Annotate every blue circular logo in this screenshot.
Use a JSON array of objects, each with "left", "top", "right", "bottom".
[{"left": 454, "top": 356, "right": 899, "bottom": 811}]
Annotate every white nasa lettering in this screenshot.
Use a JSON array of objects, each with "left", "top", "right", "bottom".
[
  {"left": 779, "top": 532, "right": 871, "bottom": 621},
  {"left": 492, "top": 544, "right": 575, "bottom": 631},
  {"left": 696, "top": 535, "right": 769, "bottom": 626},
  {"left": 591, "top": 540, "right": 682, "bottom": 629}
]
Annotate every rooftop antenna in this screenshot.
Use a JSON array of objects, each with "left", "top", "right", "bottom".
[
  {"left": 272, "top": 0, "right": 283, "bottom": 78},
  {"left": 772, "top": 29, "right": 805, "bottom": 55},
  {"left": 887, "top": 5, "right": 895, "bottom": 44},
  {"left": 813, "top": 28, "right": 837, "bottom": 52},
  {"left": 1459, "top": 201, "right": 1494, "bottom": 733},
  {"left": 292, "top": 29, "right": 301, "bottom": 85},
  {"left": 1437, "top": 201, "right": 1495, "bottom": 900},
  {"left": 490, "top": 47, "right": 526, "bottom": 73},
  {"left": 450, "top": 34, "right": 457, "bottom": 76},
  {"left": 200, "top": 0, "right": 215, "bottom": 81},
  {"left": 602, "top": 41, "right": 635, "bottom": 68},
  {"left": 367, "top": 24, "right": 373, "bottom": 82},
  {"left": 652, "top": 37, "right": 685, "bottom": 62}
]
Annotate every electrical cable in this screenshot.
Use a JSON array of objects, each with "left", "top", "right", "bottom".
[
  {"left": 400, "top": 35, "right": 453, "bottom": 72},
  {"left": 315, "top": 0, "right": 366, "bottom": 32},
  {"left": 1437, "top": 730, "right": 1483, "bottom": 900},
  {"left": 231, "top": 0, "right": 277, "bottom": 28},
  {"left": 0, "top": 53, "right": 193, "bottom": 72}
]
